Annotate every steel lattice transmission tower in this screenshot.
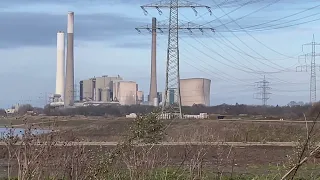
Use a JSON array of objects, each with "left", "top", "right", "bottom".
[
  {"left": 140, "top": 0, "right": 213, "bottom": 118},
  {"left": 254, "top": 76, "right": 271, "bottom": 106},
  {"left": 296, "top": 35, "right": 320, "bottom": 104}
]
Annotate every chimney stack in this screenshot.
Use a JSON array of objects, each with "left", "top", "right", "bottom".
[
  {"left": 64, "top": 11, "right": 75, "bottom": 106},
  {"left": 149, "top": 17, "right": 157, "bottom": 104},
  {"left": 55, "top": 31, "right": 65, "bottom": 100}
]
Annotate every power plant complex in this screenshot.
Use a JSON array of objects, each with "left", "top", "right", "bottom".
[{"left": 50, "top": 12, "right": 211, "bottom": 108}]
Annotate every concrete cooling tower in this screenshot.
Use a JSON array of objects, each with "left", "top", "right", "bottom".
[{"left": 180, "top": 78, "right": 211, "bottom": 106}]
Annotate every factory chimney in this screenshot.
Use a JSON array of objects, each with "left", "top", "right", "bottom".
[
  {"left": 64, "top": 11, "right": 75, "bottom": 107},
  {"left": 55, "top": 31, "right": 65, "bottom": 100},
  {"left": 149, "top": 17, "right": 158, "bottom": 104}
]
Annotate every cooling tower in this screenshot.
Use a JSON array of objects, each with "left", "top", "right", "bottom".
[
  {"left": 64, "top": 11, "right": 75, "bottom": 107},
  {"left": 180, "top": 78, "right": 211, "bottom": 106},
  {"left": 55, "top": 31, "right": 65, "bottom": 100},
  {"left": 149, "top": 17, "right": 157, "bottom": 104}
]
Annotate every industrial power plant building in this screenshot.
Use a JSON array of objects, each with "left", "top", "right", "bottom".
[
  {"left": 80, "top": 75, "right": 123, "bottom": 102},
  {"left": 79, "top": 75, "right": 143, "bottom": 105},
  {"left": 49, "top": 12, "right": 211, "bottom": 109}
]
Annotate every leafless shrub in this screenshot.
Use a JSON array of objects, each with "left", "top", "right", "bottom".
[
  {"left": 1, "top": 118, "right": 94, "bottom": 180},
  {"left": 281, "top": 104, "right": 320, "bottom": 179}
]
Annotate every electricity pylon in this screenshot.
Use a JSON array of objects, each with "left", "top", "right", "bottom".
[
  {"left": 139, "top": 0, "right": 214, "bottom": 118},
  {"left": 254, "top": 76, "right": 271, "bottom": 106},
  {"left": 296, "top": 35, "right": 320, "bottom": 104}
]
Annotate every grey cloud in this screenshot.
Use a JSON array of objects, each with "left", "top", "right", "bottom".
[
  {"left": 0, "top": 0, "right": 150, "bottom": 7},
  {"left": 1, "top": 0, "right": 315, "bottom": 8},
  {"left": 0, "top": 12, "right": 148, "bottom": 48}
]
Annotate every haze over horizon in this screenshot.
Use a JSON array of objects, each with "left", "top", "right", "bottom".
[{"left": 0, "top": 0, "right": 320, "bottom": 108}]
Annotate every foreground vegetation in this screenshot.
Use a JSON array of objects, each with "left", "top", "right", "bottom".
[
  {"left": 0, "top": 111, "right": 318, "bottom": 179},
  {"left": 0, "top": 104, "right": 319, "bottom": 179}
]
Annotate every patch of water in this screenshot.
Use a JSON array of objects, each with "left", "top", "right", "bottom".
[{"left": 0, "top": 128, "right": 51, "bottom": 139}]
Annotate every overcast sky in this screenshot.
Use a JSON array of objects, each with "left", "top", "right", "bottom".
[{"left": 0, "top": 0, "right": 320, "bottom": 108}]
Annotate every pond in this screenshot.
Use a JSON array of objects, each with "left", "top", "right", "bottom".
[{"left": 0, "top": 127, "right": 51, "bottom": 139}]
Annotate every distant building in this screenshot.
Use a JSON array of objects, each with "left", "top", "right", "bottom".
[
  {"left": 137, "top": 91, "right": 144, "bottom": 104},
  {"left": 79, "top": 75, "right": 143, "bottom": 106},
  {"left": 162, "top": 89, "right": 179, "bottom": 105},
  {"left": 113, "top": 81, "right": 137, "bottom": 105},
  {"left": 80, "top": 75, "right": 123, "bottom": 102}
]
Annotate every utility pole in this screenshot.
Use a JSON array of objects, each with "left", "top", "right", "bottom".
[
  {"left": 254, "top": 76, "right": 271, "bottom": 106},
  {"left": 296, "top": 35, "right": 320, "bottom": 104},
  {"left": 138, "top": 0, "right": 214, "bottom": 118}
]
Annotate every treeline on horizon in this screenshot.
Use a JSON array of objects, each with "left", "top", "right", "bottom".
[{"left": 0, "top": 102, "right": 314, "bottom": 120}]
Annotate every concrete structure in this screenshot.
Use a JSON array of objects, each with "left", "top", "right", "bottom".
[
  {"left": 5, "top": 104, "right": 20, "bottom": 114},
  {"left": 137, "top": 91, "right": 144, "bottom": 104},
  {"left": 113, "top": 81, "right": 137, "bottom": 105},
  {"left": 80, "top": 75, "right": 123, "bottom": 102},
  {"left": 183, "top": 113, "right": 209, "bottom": 119},
  {"left": 81, "top": 79, "right": 94, "bottom": 101},
  {"left": 95, "top": 76, "right": 122, "bottom": 102},
  {"left": 180, "top": 78, "right": 211, "bottom": 106},
  {"left": 65, "top": 11, "right": 75, "bottom": 107},
  {"left": 55, "top": 31, "right": 65, "bottom": 101},
  {"left": 153, "top": 97, "right": 159, "bottom": 107},
  {"left": 149, "top": 17, "right": 158, "bottom": 104}
]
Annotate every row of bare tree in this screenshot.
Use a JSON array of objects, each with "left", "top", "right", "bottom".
[
  {"left": 42, "top": 103, "right": 310, "bottom": 119},
  {"left": 0, "top": 103, "right": 312, "bottom": 119}
]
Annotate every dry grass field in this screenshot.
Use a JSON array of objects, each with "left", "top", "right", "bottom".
[{"left": 0, "top": 115, "right": 319, "bottom": 179}]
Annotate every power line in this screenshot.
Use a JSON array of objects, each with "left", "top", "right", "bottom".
[
  {"left": 211, "top": 0, "right": 298, "bottom": 67},
  {"left": 194, "top": 9, "right": 298, "bottom": 83},
  {"left": 254, "top": 75, "right": 271, "bottom": 106},
  {"left": 137, "top": 31, "right": 253, "bottom": 85},
  {"left": 225, "top": 3, "right": 320, "bottom": 32},
  {"left": 228, "top": 16, "right": 320, "bottom": 32},
  {"left": 296, "top": 35, "right": 320, "bottom": 104},
  {"left": 185, "top": 11, "right": 298, "bottom": 84},
  {"left": 202, "top": 0, "right": 281, "bottom": 27}
]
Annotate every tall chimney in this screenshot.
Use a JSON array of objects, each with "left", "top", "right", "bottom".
[
  {"left": 64, "top": 11, "right": 75, "bottom": 106},
  {"left": 149, "top": 17, "right": 157, "bottom": 104},
  {"left": 55, "top": 31, "right": 65, "bottom": 100}
]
